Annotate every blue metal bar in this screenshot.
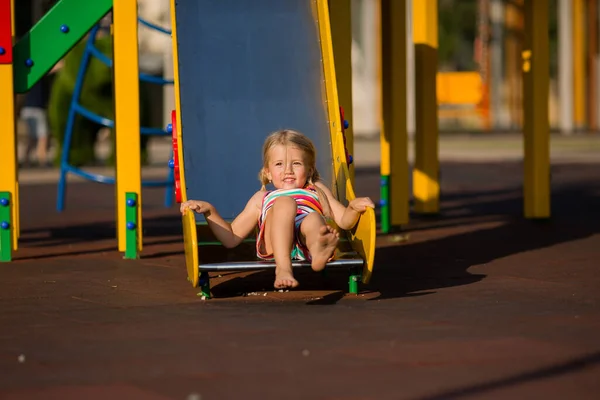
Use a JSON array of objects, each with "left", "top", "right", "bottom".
[
  {"left": 140, "top": 72, "right": 174, "bottom": 85},
  {"left": 88, "top": 44, "right": 112, "bottom": 67},
  {"left": 64, "top": 164, "right": 174, "bottom": 187},
  {"left": 64, "top": 165, "right": 115, "bottom": 184},
  {"left": 73, "top": 103, "right": 114, "bottom": 128},
  {"left": 75, "top": 104, "right": 171, "bottom": 137},
  {"left": 141, "top": 126, "right": 168, "bottom": 136},
  {"left": 90, "top": 45, "right": 174, "bottom": 85},
  {"left": 138, "top": 18, "right": 171, "bottom": 35}
]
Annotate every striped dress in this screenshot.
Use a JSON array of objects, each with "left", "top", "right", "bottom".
[{"left": 256, "top": 185, "right": 324, "bottom": 261}]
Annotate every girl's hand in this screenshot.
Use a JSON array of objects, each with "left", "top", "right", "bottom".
[
  {"left": 349, "top": 197, "right": 375, "bottom": 213},
  {"left": 180, "top": 200, "right": 213, "bottom": 215}
]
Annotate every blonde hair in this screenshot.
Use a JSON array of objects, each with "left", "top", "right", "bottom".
[{"left": 259, "top": 129, "right": 332, "bottom": 217}]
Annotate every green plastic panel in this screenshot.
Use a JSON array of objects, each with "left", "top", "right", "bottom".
[
  {"left": 0, "top": 192, "right": 11, "bottom": 262},
  {"left": 125, "top": 192, "right": 138, "bottom": 259},
  {"left": 380, "top": 175, "right": 390, "bottom": 233},
  {"left": 348, "top": 274, "right": 360, "bottom": 295},
  {"left": 13, "top": 0, "right": 113, "bottom": 93}
]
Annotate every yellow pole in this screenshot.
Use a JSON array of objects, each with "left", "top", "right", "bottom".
[
  {"left": 380, "top": 0, "right": 408, "bottom": 231},
  {"left": 522, "top": 0, "right": 550, "bottom": 218},
  {"left": 113, "top": 0, "right": 142, "bottom": 254},
  {"left": 0, "top": 0, "right": 18, "bottom": 258},
  {"left": 504, "top": 0, "right": 524, "bottom": 129},
  {"left": 413, "top": 0, "right": 439, "bottom": 214},
  {"left": 328, "top": 0, "right": 354, "bottom": 183},
  {"left": 587, "top": 0, "right": 596, "bottom": 129},
  {"left": 11, "top": 0, "right": 19, "bottom": 243},
  {"left": 573, "top": 0, "right": 586, "bottom": 129}
]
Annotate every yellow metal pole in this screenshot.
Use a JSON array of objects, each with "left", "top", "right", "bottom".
[
  {"left": 587, "top": 0, "right": 596, "bottom": 129},
  {"left": 113, "top": 0, "right": 142, "bottom": 254},
  {"left": 0, "top": 0, "right": 18, "bottom": 260},
  {"left": 522, "top": 0, "right": 550, "bottom": 218},
  {"left": 328, "top": 0, "right": 354, "bottom": 183},
  {"left": 380, "top": 0, "right": 408, "bottom": 231},
  {"left": 573, "top": 0, "right": 586, "bottom": 129},
  {"left": 413, "top": 0, "right": 439, "bottom": 214},
  {"left": 504, "top": 0, "right": 523, "bottom": 129},
  {"left": 11, "top": 0, "right": 19, "bottom": 243}
]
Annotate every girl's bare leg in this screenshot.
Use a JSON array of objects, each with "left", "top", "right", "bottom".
[
  {"left": 263, "top": 196, "right": 299, "bottom": 289},
  {"left": 300, "top": 213, "right": 339, "bottom": 272}
]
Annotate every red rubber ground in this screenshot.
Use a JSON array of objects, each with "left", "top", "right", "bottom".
[{"left": 1, "top": 161, "right": 599, "bottom": 399}]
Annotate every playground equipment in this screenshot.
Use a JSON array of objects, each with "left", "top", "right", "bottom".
[
  {"left": 378, "top": 0, "right": 550, "bottom": 233},
  {"left": 55, "top": 20, "right": 174, "bottom": 212},
  {"left": 0, "top": 0, "right": 154, "bottom": 260},
  {"left": 2, "top": 0, "right": 551, "bottom": 277},
  {"left": 169, "top": 0, "right": 376, "bottom": 297},
  {"left": 436, "top": 71, "right": 490, "bottom": 128}
]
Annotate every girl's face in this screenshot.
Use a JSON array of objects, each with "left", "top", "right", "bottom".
[{"left": 264, "top": 144, "right": 310, "bottom": 190}]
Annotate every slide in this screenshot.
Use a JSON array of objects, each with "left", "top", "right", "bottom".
[
  {"left": 13, "top": 0, "right": 113, "bottom": 93},
  {"left": 170, "top": 0, "right": 375, "bottom": 294}
]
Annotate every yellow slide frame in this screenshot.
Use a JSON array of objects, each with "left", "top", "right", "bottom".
[
  {"left": 170, "top": 0, "right": 199, "bottom": 287},
  {"left": 316, "top": 0, "right": 376, "bottom": 283},
  {"left": 170, "top": 0, "right": 376, "bottom": 286}
]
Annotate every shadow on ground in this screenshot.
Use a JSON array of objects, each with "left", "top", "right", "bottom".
[
  {"left": 413, "top": 350, "right": 600, "bottom": 400},
  {"left": 14, "top": 162, "right": 600, "bottom": 302},
  {"left": 212, "top": 162, "right": 600, "bottom": 302}
]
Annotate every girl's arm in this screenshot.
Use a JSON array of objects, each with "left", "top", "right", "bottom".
[
  {"left": 180, "top": 190, "right": 264, "bottom": 248},
  {"left": 315, "top": 182, "right": 374, "bottom": 230}
]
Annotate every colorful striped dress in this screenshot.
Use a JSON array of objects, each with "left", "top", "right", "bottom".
[{"left": 256, "top": 185, "right": 324, "bottom": 261}]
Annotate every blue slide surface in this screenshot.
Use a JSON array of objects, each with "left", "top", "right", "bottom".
[{"left": 175, "top": 0, "right": 332, "bottom": 219}]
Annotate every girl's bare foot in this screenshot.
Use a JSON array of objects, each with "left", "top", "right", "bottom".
[
  {"left": 309, "top": 225, "right": 339, "bottom": 272},
  {"left": 274, "top": 268, "right": 299, "bottom": 289}
]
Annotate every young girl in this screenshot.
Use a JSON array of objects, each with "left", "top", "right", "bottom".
[{"left": 180, "top": 129, "right": 374, "bottom": 289}]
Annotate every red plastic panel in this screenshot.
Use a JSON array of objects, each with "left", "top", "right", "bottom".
[
  {"left": 171, "top": 110, "right": 182, "bottom": 203},
  {"left": 0, "top": 0, "right": 13, "bottom": 64}
]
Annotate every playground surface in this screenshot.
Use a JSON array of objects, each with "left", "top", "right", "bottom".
[{"left": 1, "top": 135, "right": 600, "bottom": 399}]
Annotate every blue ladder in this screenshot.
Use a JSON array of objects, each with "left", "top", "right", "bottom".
[{"left": 56, "top": 20, "right": 175, "bottom": 212}]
